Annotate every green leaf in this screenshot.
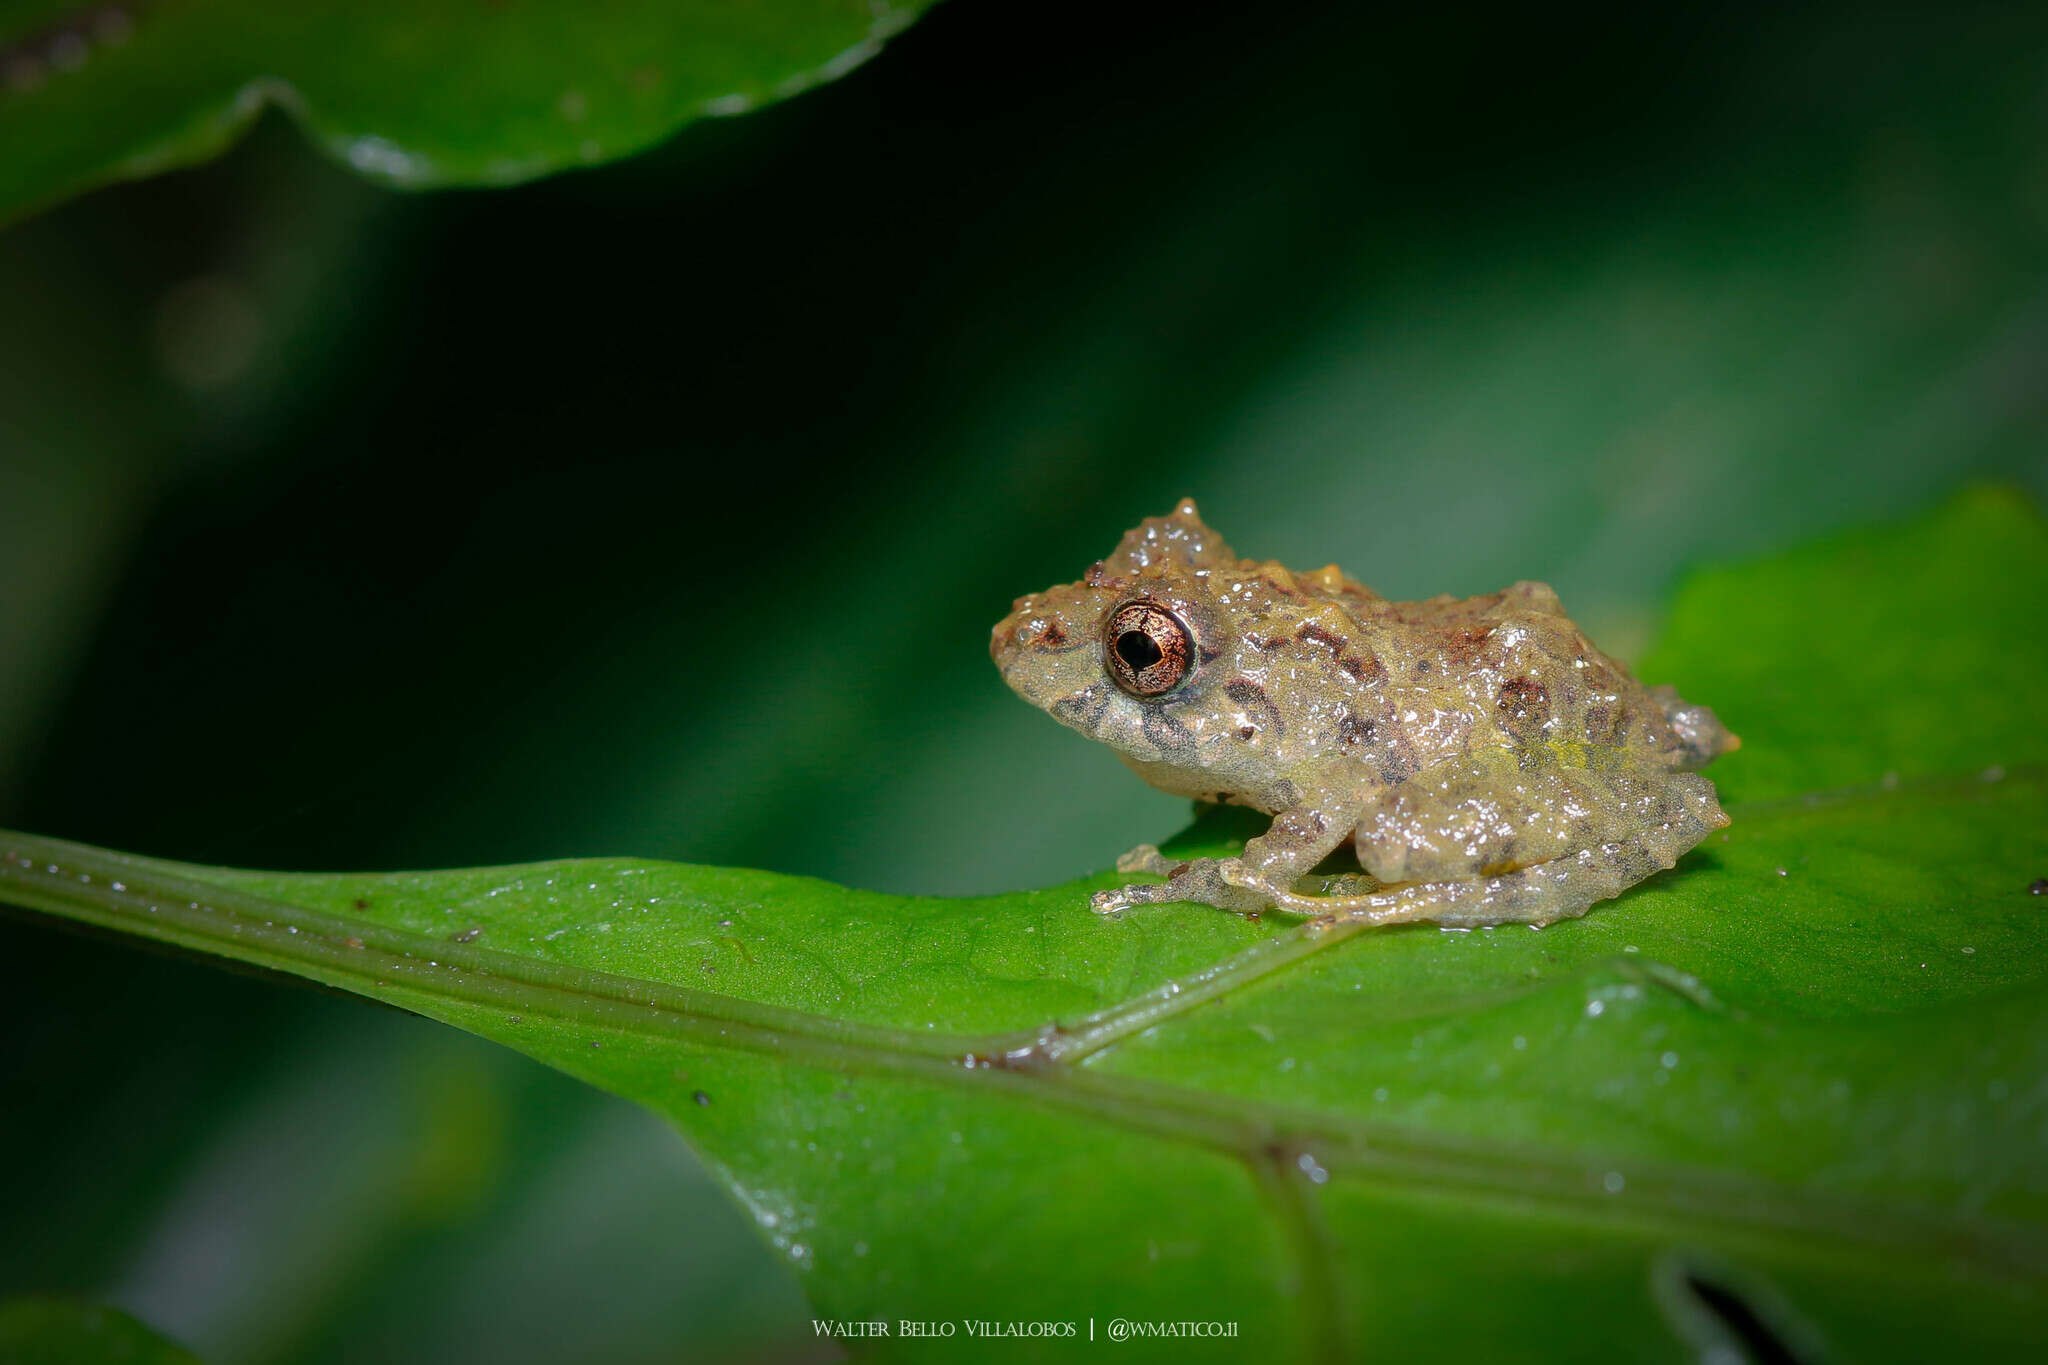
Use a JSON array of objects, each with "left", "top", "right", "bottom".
[
  {"left": 0, "top": 0, "right": 936, "bottom": 224},
  {"left": 5, "top": 488, "right": 2046, "bottom": 1359},
  {"left": 0, "top": 1297, "right": 204, "bottom": 1364},
  {"left": 1640, "top": 484, "right": 2048, "bottom": 801}
]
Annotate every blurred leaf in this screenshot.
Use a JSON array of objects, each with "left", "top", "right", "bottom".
[
  {"left": 4, "top": 489, "right": 2046, "bottom": 1359},
  {"left": 0, "top": 0, "right": 936, "bottom": 224},
  {"left": 1640, "top": 485, "right": 2048, "bottom": 803},
  {"left": 0, "top": 1297, "right": 202, "bottom": 1364}
]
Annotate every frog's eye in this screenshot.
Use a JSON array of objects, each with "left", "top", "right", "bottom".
[{"left": 1104, "top": 600, "right": 1195, "bottom": 697}]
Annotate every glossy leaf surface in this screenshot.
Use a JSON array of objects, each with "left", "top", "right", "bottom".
[
  {"left": 4, "top": 490, "right": 2045, "bottom": 1359},
  {"left": 0, "top": 0, "right": 934, "bottom": 223}
]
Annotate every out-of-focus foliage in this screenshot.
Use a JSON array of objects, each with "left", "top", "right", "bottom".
[
  {"left": 1, "top": 2, "right": 2043, "bottom": 1361},
  {"left": 0, "top": 1297, "right": 202, "bottom": 1364},
  {"left": 7, "top": 491, "right": 2046, "bottom": 1360},
  {"left": 0, "top": 0, "right": 936, "bottom": 223}
]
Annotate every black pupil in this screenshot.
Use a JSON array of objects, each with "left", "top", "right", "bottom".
[{"left": 1116, "top": 629, "right": 1163, "bottom": 672}]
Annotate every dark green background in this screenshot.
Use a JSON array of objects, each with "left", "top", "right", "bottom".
[{"left": 2, "top": 2, "right": 2044, "bottom": 1361}]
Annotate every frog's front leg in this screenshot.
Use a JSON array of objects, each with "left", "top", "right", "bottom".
[
  {"left": 1093, "top": 794, "right": 1363, "bottom": 918},
  {"left": 1091, "top": 851, "right": 1270, "bottom": 917}
]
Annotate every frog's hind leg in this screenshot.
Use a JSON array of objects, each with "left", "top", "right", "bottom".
[
  {"left": 1239, "top": 828, "right": 1674, "bottom": 928},
  {"left": 1246, "top": 778, "right": 1726, "bottom": 929}
]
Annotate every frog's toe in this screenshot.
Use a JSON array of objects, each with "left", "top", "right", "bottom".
[
  {"left": 1090, "top": 889, "right": 1132, "bottom": 917},
  {"left": 1115, "top": 843, "right": 1172, "bottom": 875},
  {"left": 1216, "top": 858, "right": 1260, "bottom": 890}
]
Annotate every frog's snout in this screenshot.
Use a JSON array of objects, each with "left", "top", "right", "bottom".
[
  {"left": 987, "top": 612, "right": 1030, "bottom": 674},
  {"left": 989, "top": 611, "right": 1066, "bottom": 667}
]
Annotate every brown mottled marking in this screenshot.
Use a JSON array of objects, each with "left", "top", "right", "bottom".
[
  {"left": 1377, "top": 749, "right": 1420, "bottom": 785},
  {"left": 1442, "top": 625, "right": 1495, "bottom": 666},
  {"left": 1583, "top": 701, "right": 1619, "bottom": 746},
  {"left": 1336, "top": 712, "right": 1376, "bottom": 747},
  {"left": 1297, "top": 622, "right": 1349, "bottom": 652},
  {"left": 1141, "top": 706, "right": 1198, "bottom": 753},
  {"left": 1497, "top": 676, "right": 1549, "bottom": 723},
  {"left": 1051, "top": 688, "right": 1110, "bottom": 733},
  {"left": 1224, "top": 678, "right": 1269, "bottom": 705},
  {"left": 1296, "top": 621, "right": 1380, "bottom": 682},
  {"left": 1224, "top": 677, "right": 1285, "bottom": 738}
]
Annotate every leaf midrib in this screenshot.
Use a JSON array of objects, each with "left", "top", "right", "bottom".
[{"left": 3, "top": 766, "right": 2044, "bottom": 1292}]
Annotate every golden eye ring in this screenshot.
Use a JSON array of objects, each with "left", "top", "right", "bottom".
[{"left": 1103, "top": 600, "right": 1195, "bottom": 696}]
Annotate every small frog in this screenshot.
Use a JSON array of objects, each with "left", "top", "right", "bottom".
[{"left": 991, "top": 500, "right": 1737, "bottom": 928}]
